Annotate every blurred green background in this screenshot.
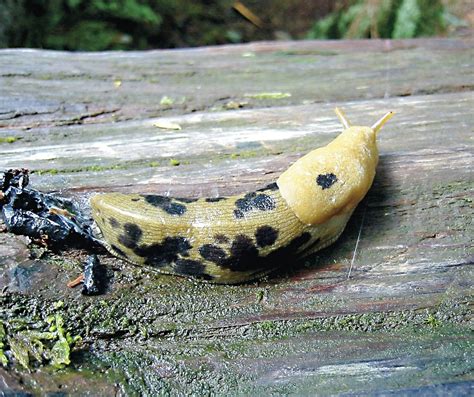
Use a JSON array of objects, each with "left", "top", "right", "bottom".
[{"left": 0, "top": 0, "right": 472, "bottom": 51}]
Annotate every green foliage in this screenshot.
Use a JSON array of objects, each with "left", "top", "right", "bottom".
[
  {"left": 0, "top": 0, "right": 454, "bottom": 50},
  {"left": 392, "top": 0, "right": 420, "bottom": 38},
  {"left": 307, "top": 0, "right": 447, "bottom": 39},
  {"left": 0, "top": 136, "right": 19, "bottom": 144},
  {"left": 0, "top": 0, "right": 237, "bottom": 50},
  {"left": 0, "top": 0, "right": 163, "bottom": 50},
  {"left": 46, "top": 20, "right": 122, "bottom": 51}
]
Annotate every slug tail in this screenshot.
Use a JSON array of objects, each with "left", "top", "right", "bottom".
[
  {"left": 372, "top": 111, "right": 394, "bottom": 134},
  {"left": 334, "top": 107, "right": 351, "bottom": 129}
]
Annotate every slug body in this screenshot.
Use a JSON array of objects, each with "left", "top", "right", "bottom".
[{"left": 91, "top": 109, "right": 393, "bottom": 283}]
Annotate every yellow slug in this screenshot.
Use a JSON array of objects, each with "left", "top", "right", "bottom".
[{"left": 91, "top": 108, "right": 393, "bottom": 283}]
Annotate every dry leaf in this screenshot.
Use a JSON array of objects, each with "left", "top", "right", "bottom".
[{"left": 153, "top": 120, "right": 182, "bottom": 130}]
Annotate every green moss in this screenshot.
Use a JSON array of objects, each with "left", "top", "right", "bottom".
[
  {"left": 274, "top": 50, "right": 338, "bottom": 56},
  {"left": 0, "top": 136, "right": 19, "bottom": 144},
  {"left": 244, "top": 92, "right": 291, "bottom": 100},
  {"left": 31, "top": 156, "right": 186, "bottom": 176},
  {"left": 425, "top": 312, "right": 441, "bottom": 328},
  {"left": 169, "top": 159, "right": 180, "bottom": 166},
  {"left": 0, "top": 322, "right": 8, "bottom": 367},
  {"left": 0, "top": 283, "right": 471, "bottom": 394},
  {"left": 228, "top": 150, "right": 258, "bottom": 160},
  {"left": 160, "top": 96, "right": 175, "bottom": 106},
  {"left": 1, "top": 310, "right": 80, "bottom": 369},
  {"left": 33, "top": 163, "right": 128, "bottom": 175},
  {"left": 53, "top": 300, "right": 65, "bottom": 310}
]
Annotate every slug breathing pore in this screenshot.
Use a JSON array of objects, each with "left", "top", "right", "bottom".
[{"left": 91, "top": 108, "right": 393, "bottom": 283}]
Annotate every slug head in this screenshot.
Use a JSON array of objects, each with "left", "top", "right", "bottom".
[{"left": 277, "top": 108, "right": 393, "bottom": 225}]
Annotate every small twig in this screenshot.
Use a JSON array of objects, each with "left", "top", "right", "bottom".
[
  {"left": 347, "top": 204, "right": 367, "bottom": 279},
  {"left": 233, "top": 1, "right": 264, "bottom": 28},
  {"left": 49, "top": 207, "right": 74, "bottom": 218},
  {"left": 67, "top": 274, "right": 84, "bottom": 288}
]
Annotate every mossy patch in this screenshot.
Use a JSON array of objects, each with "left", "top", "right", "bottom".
[
  {"left": 1, "top": 312, "right": 81, "bottom": 369},
  {"left": 0, "top": 282, "right": 471, "bottom": 395},
  {"left": 0, "top": 136, "right": 20, "bottom": 144},
  {"left": 274, "top": 50, "right": 338, "bottom": 56},
  {"left": 244, "top": 92, "right": 292, "bottom": 100},
  {"left": 169, "top": 158, "right": 180, "bottom": 166}
]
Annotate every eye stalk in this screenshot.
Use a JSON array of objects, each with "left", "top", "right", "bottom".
[
  {"left": 371, "top": 111, "right": 394, "bottom": 134},
  {"left": 335, "top": 107, "right": 351, "bottom": 129},
  {"left": 335, "top": 107, "right": 394, "bottom": 135}
]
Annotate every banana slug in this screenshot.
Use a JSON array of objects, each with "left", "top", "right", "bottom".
[{"left": 91, "top": 108, "right": 393, "bottom": 284}]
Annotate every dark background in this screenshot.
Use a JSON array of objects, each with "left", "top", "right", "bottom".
[{"left": 0, "top": 0, "right": 472, "bottom": 51}]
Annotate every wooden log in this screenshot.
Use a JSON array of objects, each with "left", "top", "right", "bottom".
[{"left": 0, "top": 38, "right": 473, "bottom": 395}]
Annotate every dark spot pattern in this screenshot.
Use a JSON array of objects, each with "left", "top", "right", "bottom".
[
  {"left": 116, "top": 222, "right": 213, "bottom": 277},
  {"left": 199, "top": 235, "right": 259, "bottom": 271},
  {"left": 199, "top": 231, "right": 314, "bottom": 273},
  {"left": 199, "top": 244, "right": 227, "bottom": 264},
  {"left": 316, "top": 173, "right": 338, "bottom": 190},
  {"left": 257, "top": 182, "right": 279, "bottom": 192},
  {"left": 134, "top": 236, "right": 192, "bottom": 268},
  {"left": 109, "top": 217, "right": 120, "bottom": 229},
  {"left": 142, "top": 195, "right": 186, "bottom": 216},
  {"left": 287, "top": 232, "right": 313, "bottom": 251},
  {"left": 174, "top": 259, "right": 214, "bottom": 280},
  {"left": 205, "top": 197, "right": 227, "bottom": 203},
  {"left": 116, "top": 220, "right": 192, "bottom": 268},
  {"left": 234, "top": 192, "right": 276, "bottom": 219},
  {"left": 131, "top": 198, "right": 140, "bottom": 202},
  {"left": 228, "top": 235, "right": 260, "bottom": 270},
  {"left": 255, "top": 226, "right": 279, "bottom": 248},
  {"left": 214, "top": 234, "right": 229, "bottom": 244},
  {"left": 118, "top": 223, "right": 143, "bottom": 249},
  {"left": 175, "top": 197, "right": 199, "bottom": 203}
]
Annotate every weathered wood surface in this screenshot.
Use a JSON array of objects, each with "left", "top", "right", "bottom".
[{"left": 0, "top": 38, "right": 473, "bottom": 395}]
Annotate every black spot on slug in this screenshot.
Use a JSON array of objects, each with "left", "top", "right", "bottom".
[
  {"left": 198, "top": 235, "right": 259, "bottom": 272},
  {"left": 134, "top": 236, "right": 192, "bottom": 268},
  {"left": 287, "top": 232, "right": 312, "bottom": 250},
  {"left": 255, "top": 226, "right": 279, "bottom": 248},
  {"left": 205, "top": 197, "right": 227, "bottom": 202},
  {"left": 118, "top": 223, "right": 143, "bottom": 249},
  {"left": 142, "top": 195, "right": 187, "bottom": 216},
  {"left": 199, "top": 244, "right": 227, "bottom": 265},
  {"left": 174, "top": 259, "right": 214, "bottom": 280},
  {"left": 254, "top": 194, "right": 275, "bottom": 211},
  {"left": 225, "top": 235, "right": 260, "bottom": 271},
  {"left": 175, "top": 197, "right": 199, "bottom": 203},
  {"left": 233, "top": 209, "right": 245, "bottom": 219},
  {"left": 316, "top": 173, "right": 338, "bottom": 190},
  {"left": 109, "top": 217, "right": 120, "bottom": 229},
  {"left": 233, "top": 192, "right": 276, "bottom": 219},
  {"left": 257, "top": 182, "right": 279, "bottom": 192},
  {"left": 131, "top": 198, "right": 140, "bottom": 202},
  {"left": 205, "top": 232, "right": 313, "bottom": 274},
  {"left": 214, "top": 234, "right": 229, "bottom": 244}
]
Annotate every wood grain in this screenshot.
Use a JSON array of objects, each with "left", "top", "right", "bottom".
[{"left": 0, "top": 38, "right": 472, "bottom": 395}]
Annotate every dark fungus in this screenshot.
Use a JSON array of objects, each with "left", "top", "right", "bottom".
[
  {"left": 0, "top": 169, "right": 100, "bottom": 249},
  {"left": 82, "top": 254, "right": 106, "bottom": 295}
]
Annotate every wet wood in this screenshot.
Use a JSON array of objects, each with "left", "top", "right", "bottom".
[{"left": 0, "top": 38, "right": 473, "bottom": 395}]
